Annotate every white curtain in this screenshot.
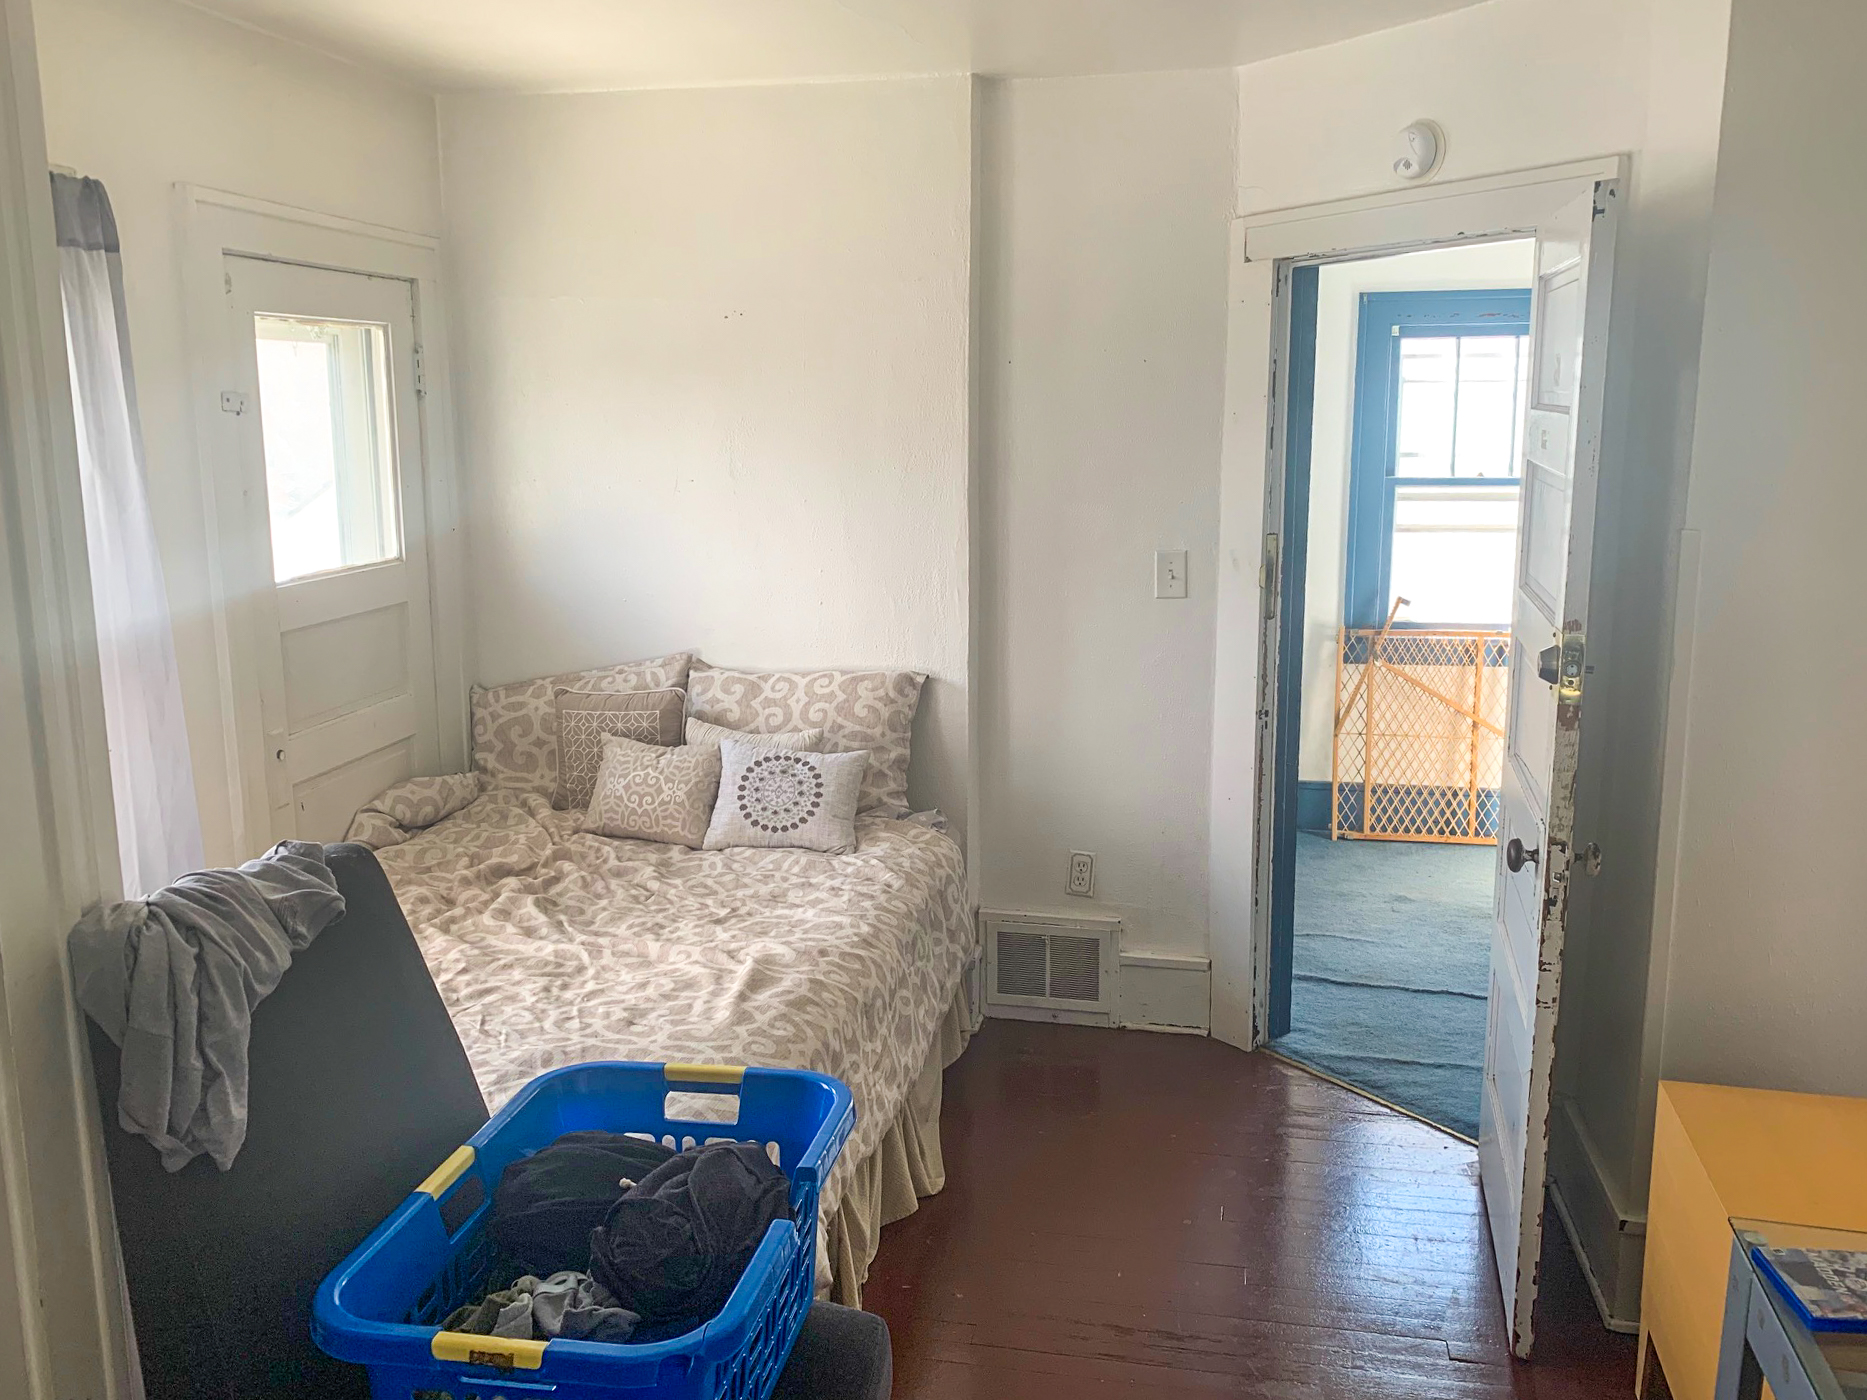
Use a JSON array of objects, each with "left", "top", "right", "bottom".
[{"left": 52, "top": 174, "right": 203, "bottom": 897}]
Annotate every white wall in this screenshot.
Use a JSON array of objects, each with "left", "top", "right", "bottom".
[
  {"left": 973, "top": 69, "right": 1237, "bottom": 959},
  {"left": 1652, "top": 0, "right": 1867, "bottom": 1097},
  {"left": 1297, "top": 241, "right": 1534, "bottom": 787},
  {"left": 1227, "top": 0, "right": 1732, "bottom": 1321},
  {"left": 34, "top": 0, "right": 444, "bottom": 866},
  {"left": 437, "top": 80, "right": 974, "bottom": 836}
]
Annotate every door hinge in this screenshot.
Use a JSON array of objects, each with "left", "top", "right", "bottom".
[
  {"left": 1260, "top": 533, "right": 1280, "bottom": 617},
  {"left": 412, "top": 343, "right": 428, "bottom": 398}
]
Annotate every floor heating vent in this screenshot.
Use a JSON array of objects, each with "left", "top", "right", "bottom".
[{"left": 983, "top": 913, "right": 1119, "bottom": 1025}]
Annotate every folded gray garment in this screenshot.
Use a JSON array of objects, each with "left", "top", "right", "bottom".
[
  {"left": 69, "top": 839, "right": 345, "bottom": 1172},
  {"left": 444, "top": 1271, "right": 640, "bottom": 1344}
]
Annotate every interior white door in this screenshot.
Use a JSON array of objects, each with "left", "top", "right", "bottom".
[
  {"left": 226, "top": 256, "right": 438, "bottom": 844},
  {"left": 1478, "top": 178, "right": 1619, "bottom": 1358}
]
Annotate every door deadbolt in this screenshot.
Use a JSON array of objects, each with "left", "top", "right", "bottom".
[{"left": 1506, "top": 837, "right": 1540, "bottom": 873}]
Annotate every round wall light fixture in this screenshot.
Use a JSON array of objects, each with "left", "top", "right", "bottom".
[{"left": 1393, "top": 120, "right": 1445, "bottom": 181}]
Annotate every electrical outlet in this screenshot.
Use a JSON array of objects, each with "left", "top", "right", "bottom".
[
  {"left": 1067, "top": 851, "right": 1095, "bottom": 898},
  {"left": 1154, "top": 549, "right": 1188, "bottom": 599}
]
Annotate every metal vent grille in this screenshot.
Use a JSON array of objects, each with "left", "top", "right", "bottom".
[
  {"left": 1046, "top": 934, "right": 1102, "bottom": 1004},
  {"left": 988, "top": 920, "right": 1113, "bottom": 1013},
  {"left": 995, "top": 929, "right": 1049, "bottom": 999}
]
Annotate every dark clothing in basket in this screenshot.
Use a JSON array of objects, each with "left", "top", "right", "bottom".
[
  {"left": 590, "top": 1140, "right": 794, "bottom": 1330},
  {"left": 491, "top": 1131, "right": 676, "bottom": 1275},
  {"left": 442, "top": 1269, "right": 640, "bottom": 1344}
]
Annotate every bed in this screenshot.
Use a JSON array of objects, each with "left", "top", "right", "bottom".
[{"left": 346, "top": 775, "right": 977, "bottom": 1304}]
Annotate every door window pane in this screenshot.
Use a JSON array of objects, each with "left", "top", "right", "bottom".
[
  {"left": 1389, "top": 485, "right": 1519, "bottom": 625},
  {"left": 254, "top": 315, "right": 400, "bottom": 582}
]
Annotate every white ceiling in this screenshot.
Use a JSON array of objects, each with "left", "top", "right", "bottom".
[{"left": 178, "top": 0, "right": 1483, "bottom": 93}]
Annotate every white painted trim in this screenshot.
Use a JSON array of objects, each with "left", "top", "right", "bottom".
[
  {"left": 1206, "top": 223, "right": 1275, "bottom": 1053},
  {"left": 1242, "top": 156, "right": 1629, "bottom": 262},
  {"left": 1548, "top": 1093, "right": 1646, "bottom": 1333},
  {"left": 1548, "top": 1181, "right": 1642, "bottom": 1336},
  {"left": 1117, "top": 956, "right": 1211, "bottom": 1033},
  {"left": 182, "top": 184, "right": 440, "bottom": 252},
  {"left": 177, "top": 185, "right": 469, "bottom": 857},
  {"left": 0, "top": 2, "right": 130, "bottom": 1395},
  {"left": 1119, "top": 951, "right": 1209, "bottom": 971}
]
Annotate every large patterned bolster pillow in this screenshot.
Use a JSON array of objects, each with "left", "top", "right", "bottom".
[{"left": 684, "top": 664, "right": 924, "bottom": 816}]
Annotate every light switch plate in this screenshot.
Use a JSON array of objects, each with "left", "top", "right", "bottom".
[{"left": 1154, "top": 549, "right": 1188, "bottom": 599}]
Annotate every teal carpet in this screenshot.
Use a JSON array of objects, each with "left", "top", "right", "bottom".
[{"left": 1269, "top": 834, "right": 1493, "bottom": 1139}]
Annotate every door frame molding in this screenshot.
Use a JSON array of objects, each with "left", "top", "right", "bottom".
[
  {"left": 178, "top": 185, "right": 468, "bottom": 859},
  {"left": 0, "top": 0, "right": 136, "bottom": 1394},
  {"left": 1206, "top": 155, "right": 1626, "bottom": 1052}
]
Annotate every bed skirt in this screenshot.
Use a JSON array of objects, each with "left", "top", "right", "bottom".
[{"left": 818, "top": 961, "right": 981, "bottom": 1305}]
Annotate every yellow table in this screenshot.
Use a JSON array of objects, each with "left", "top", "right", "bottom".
[{"left": 1643, "top": 1082, "right": 1867, "bottom": 1399}]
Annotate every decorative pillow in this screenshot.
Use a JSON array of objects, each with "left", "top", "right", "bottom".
[
  {"left": 554, "top": 688, "right": 686, "bottom": 809},
  {"left": 686, "top": 665, "right": 924, "bottom": 815},
  {"left": 683, "top": 717, "right": 825, "bottom": 753},
  {"left": 471, "top": 651, "right": 693, "bottom": 795},
  {"left": 580, "top": 736, "right": 722, "bottom": 848},
  {"left": 703, "top": 737, "right": 867, "bottom": 855}
]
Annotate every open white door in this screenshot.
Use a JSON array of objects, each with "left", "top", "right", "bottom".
[
  {"left": 1478, "top": 177, "right": 1620, "bottom": 1357},
  {"left": 226, "top": 256, "right": 439, "bottom": 844}
]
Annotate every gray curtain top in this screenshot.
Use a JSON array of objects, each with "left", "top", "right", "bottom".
[{"left": 51, "top": 173, "right": 119, "bottom": 254}]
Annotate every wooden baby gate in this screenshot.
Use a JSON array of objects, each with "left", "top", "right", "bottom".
[{"left": 1331, "top": 608, "right": 1509, "bottom": 844}]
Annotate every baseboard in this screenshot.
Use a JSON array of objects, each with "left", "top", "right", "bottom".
[
  {"left": 1296, "top": 780, "right": 1332, "bottom": 833},
  {"left": 1117, "top": 952, "right": 1210, "bottom": 1033},
  {"left": 1548, "top": 1093, "right": 1645, "bottom": 1332}
]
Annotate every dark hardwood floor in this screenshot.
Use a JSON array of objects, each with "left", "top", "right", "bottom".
[{"left": 866, "top": 1019, "right": 1635, "bottom": 1398}]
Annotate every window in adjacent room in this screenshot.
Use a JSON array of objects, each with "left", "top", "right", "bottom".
[{"left": 1342, "top": 290, "right": 1532, "bottom": 629}]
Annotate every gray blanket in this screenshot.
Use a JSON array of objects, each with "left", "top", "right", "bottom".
[{"left": 69, "top": 840, "right": 345, "bottom": 1172}]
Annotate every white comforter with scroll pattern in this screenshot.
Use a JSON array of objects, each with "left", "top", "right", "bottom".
[{"left": 364, "top": 785, "right": 973, "bottom": 1233}]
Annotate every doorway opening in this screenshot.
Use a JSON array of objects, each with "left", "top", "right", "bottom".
[{"left": 1265, "top": 240, "right": 1536, "bottom": 1141}]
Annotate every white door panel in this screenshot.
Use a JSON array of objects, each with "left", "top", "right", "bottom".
[
  {"left": 227, "top": 257, "right": 437, "bottom": 845},
  {"left": 292, "top": 740, "right": 414, "bottom": 847},
  {"left": 1477, "top": 177, "right": 1620, "bottom": 1357},
  {"left": 1531, "top": 264, "right": 1583, "bottom": 409}
]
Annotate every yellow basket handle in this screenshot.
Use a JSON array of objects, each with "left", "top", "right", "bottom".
[
  {"left": 430, "top": 1331, "right": 546, "bottom": 1370},
  {"left": 415, "top": 1145, "right": 475, "bottom": 1199},
  {"left": 663, "top": 1062, "right": 745, "bottom": 1086}
]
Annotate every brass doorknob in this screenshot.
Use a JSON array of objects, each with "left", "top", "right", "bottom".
[{"left": 1506, "top": 837, "right": 1539, "bottom": 873}]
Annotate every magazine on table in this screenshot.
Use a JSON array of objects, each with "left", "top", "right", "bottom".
[{"left": 1754, "top": 1245, "right": 1867, "bottom": 1333}]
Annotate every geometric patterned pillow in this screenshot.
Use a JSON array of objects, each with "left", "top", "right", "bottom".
[
  {"left": 553, "top": 688, "right": 686, "bottom": 809},
  {"left": 579, "top": 735, "right": 722, "bottom": 849},
  {"left": 702, "top": 739, "right": 866, "bottom": 856},
  {"left": 685, "top": 664, "right": 924, "bottom": 815},
  {"left": 470, "top": 651, "right": 693, "bottom": 796}
]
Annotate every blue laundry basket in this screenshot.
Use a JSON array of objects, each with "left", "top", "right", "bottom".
[{"left": 313, "top": 1061, "right": 855, "bottom": 1400}]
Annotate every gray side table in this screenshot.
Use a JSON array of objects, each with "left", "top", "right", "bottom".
[{"left": 1716, "top": 1220, "right": 1867, "bottom": 1400}]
